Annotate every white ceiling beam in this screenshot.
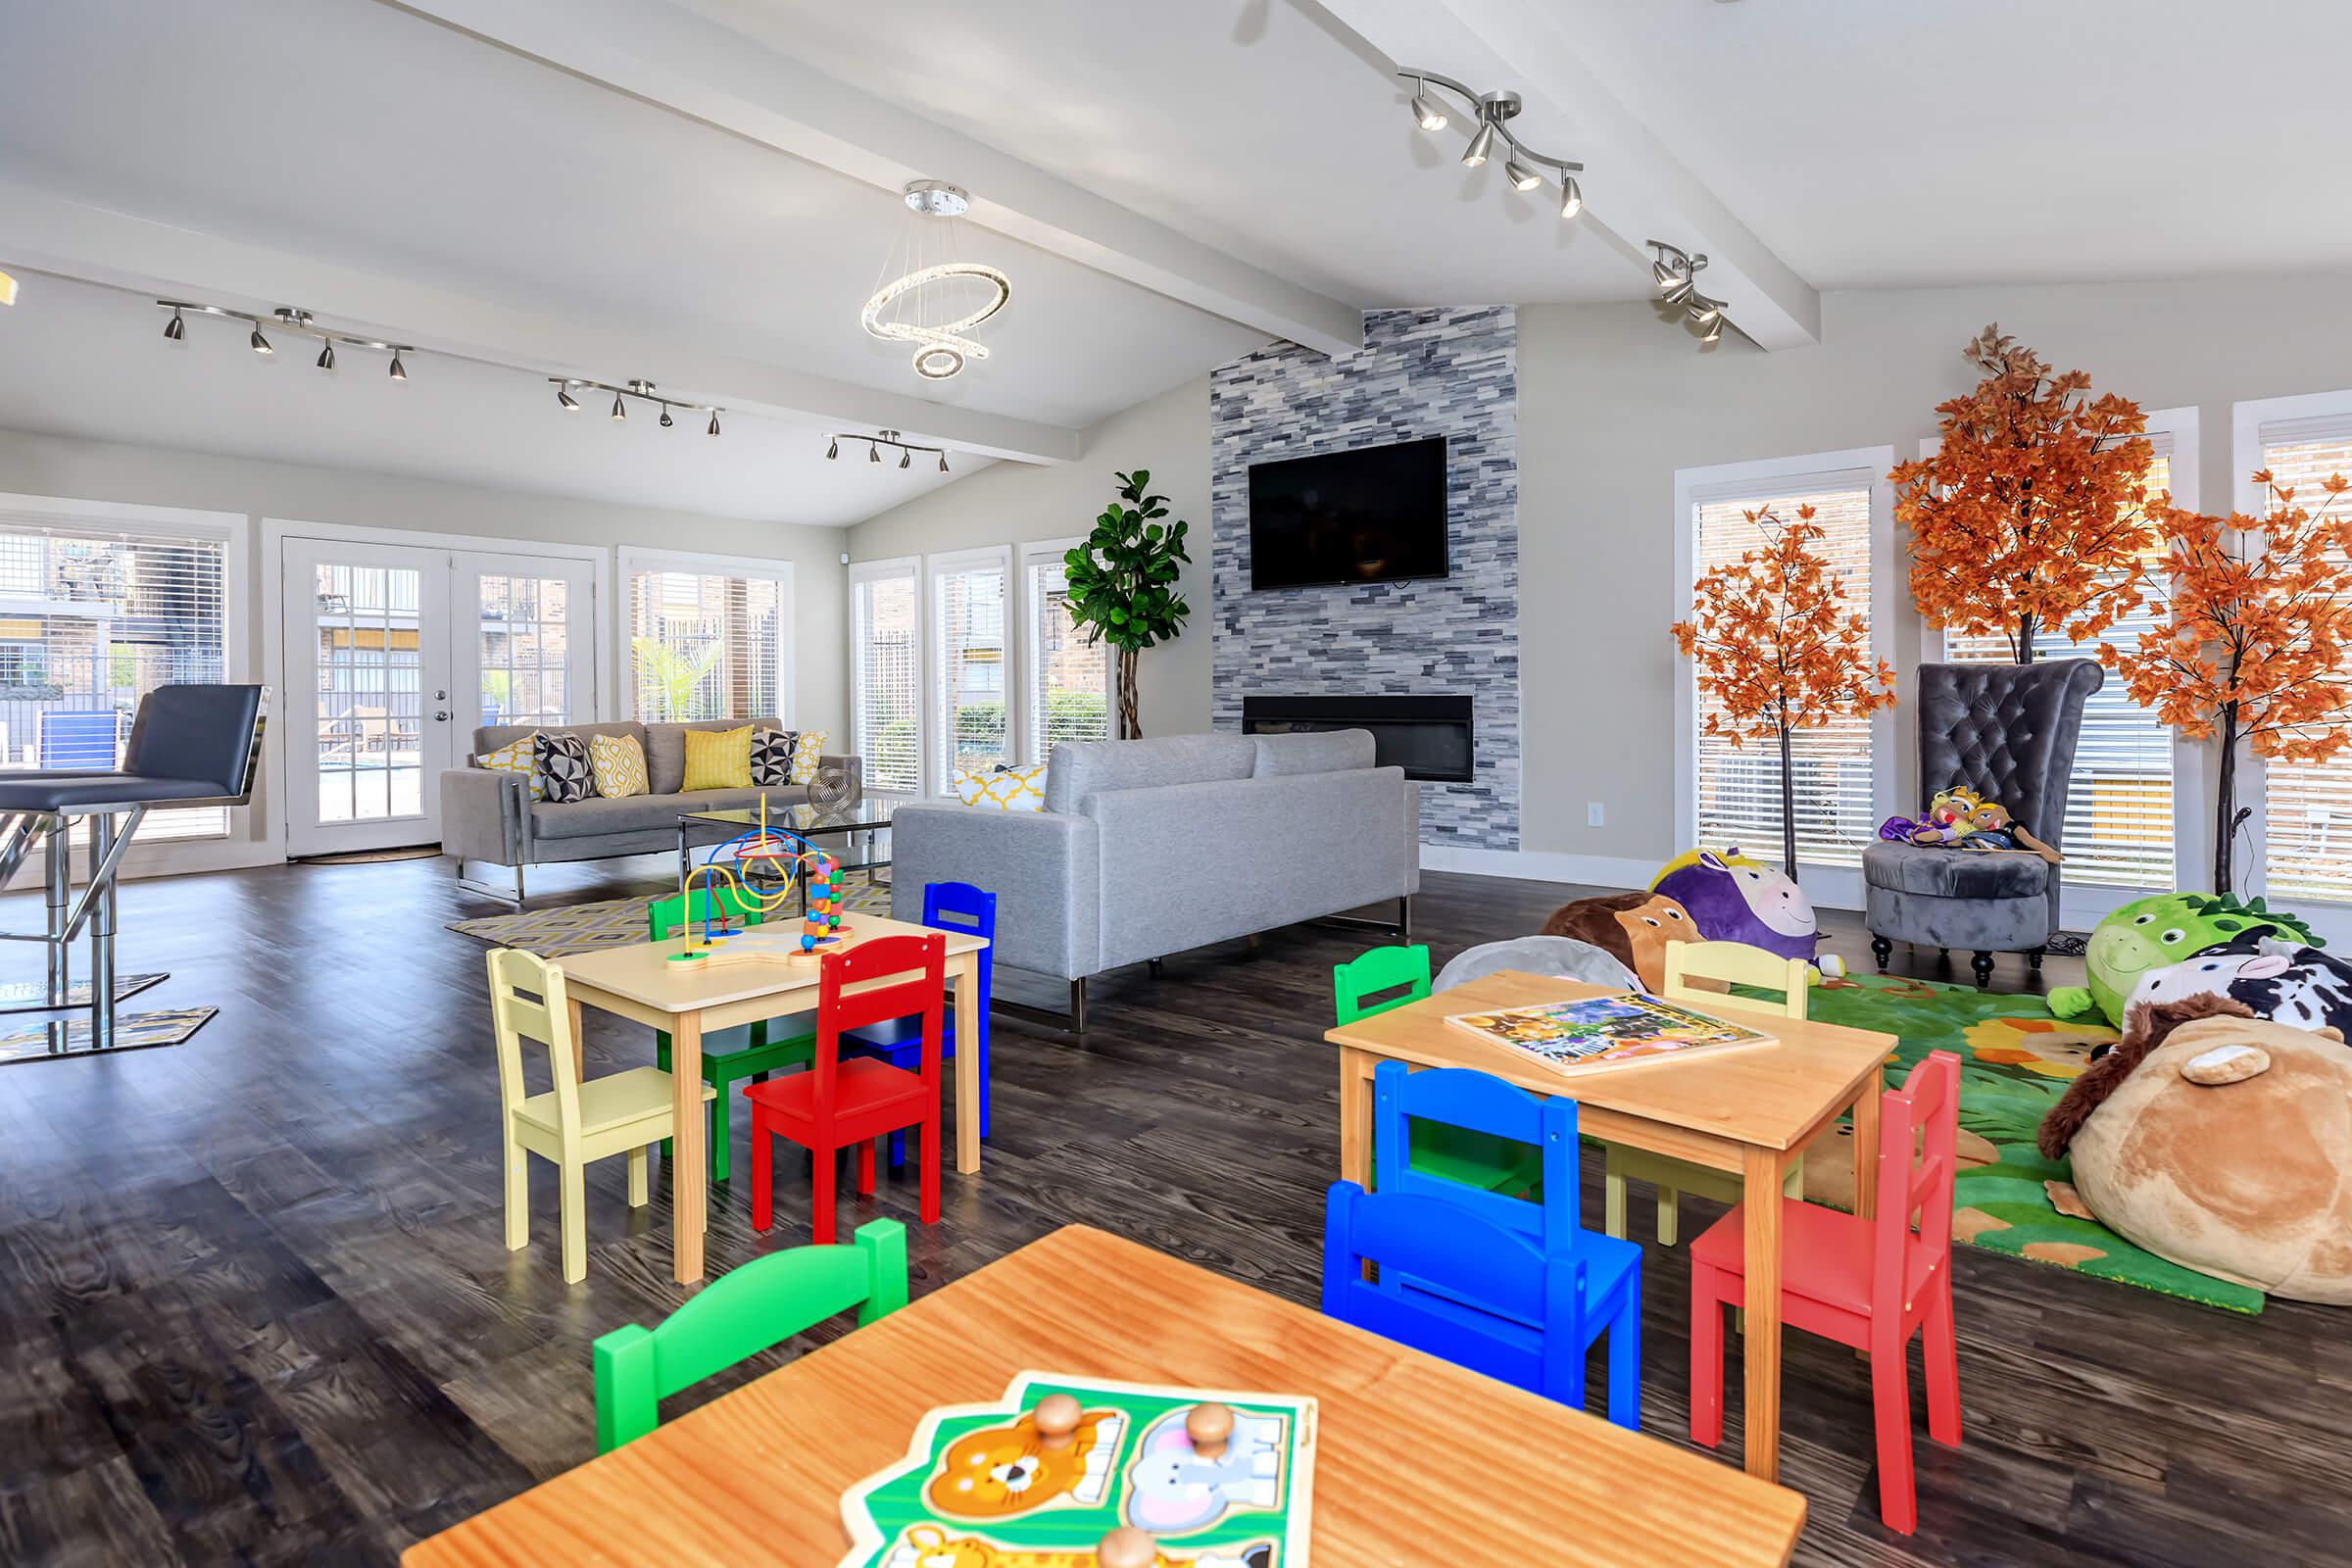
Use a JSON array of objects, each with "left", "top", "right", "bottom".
[
  {"left": 0, "top": 182, "right": 1080, "bottom": 464},
  {"left": 1316, "top": 0, "right": 1821, "bottom": 351},
  {"left": 383, "top": 0, "right": 1366, "bottom": 361}
]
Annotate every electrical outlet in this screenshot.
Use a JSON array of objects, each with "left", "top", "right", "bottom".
[{"left": 1587, "top": 802, "right": 1605, "bottom": 828}]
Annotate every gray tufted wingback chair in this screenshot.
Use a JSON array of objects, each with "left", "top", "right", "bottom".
[{"left": 1862, "top": 660, "right": 2104, "bottom": 985}]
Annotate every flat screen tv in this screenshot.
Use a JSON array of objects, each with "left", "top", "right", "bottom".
[{"left": 1247, "top": 436, "right": 1448, "bottom": 590}]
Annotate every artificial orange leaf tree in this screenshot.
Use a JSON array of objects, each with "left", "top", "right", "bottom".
[
  {"left": 1890, "top": 324, "right": 2156, "bottom": 662},
  {"left": 2102, "top": 469, "right": 2352, "bottom": 895},
  {"left": 1672, "top": 504, "right": 1898, "bottom": 879}
]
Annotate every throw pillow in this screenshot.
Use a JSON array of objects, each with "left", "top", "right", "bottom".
[
  {"left": 788, "top": 728, "right": 828, "bottom": 786},
  {"left": 752, "top": 727, "right": 799, "bottom": 788},
  {"left": 952, "top": 760, "right": 1047, "bottom": 810},
  {"left": 681, "top": 724, "right": 754, "bottom": 792},
  {"left": 475, "top": 734, "right": 544, "bottom": 801},
  {"left": 533, "top": 731, "right": 594, "bottom": 805},
  {"left": 588, "top": 733, "right": 649, "bottom": 799}
]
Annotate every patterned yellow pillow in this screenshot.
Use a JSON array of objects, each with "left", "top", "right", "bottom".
[
  {"left": 788, "top": 727, "right": 829, "bottom": 786},
  {"left": 681, "top": 725, "right": 754, "bottom": 791},
  {"left": 952, "top": 761, "right": 1047, "bottom": 810},
  {"left": 588, "top": 733, "right": 648, "bottom": 799},
  {"left": 475, "top": 734, "right": 543, "bottom": 800}
]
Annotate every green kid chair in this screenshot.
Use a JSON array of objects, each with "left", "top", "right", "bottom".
[
  {"left": 651, "top": 885, "right": 819, "bottom": 1182},
  {"left": 593, "top": 1217, "right": 908, "bottom": 1451},
  {"left": 1333, "top": 945, "right": 1543, "bottom": 1197}
]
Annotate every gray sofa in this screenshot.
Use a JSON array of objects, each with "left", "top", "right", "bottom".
[
  {"left": 889, "top": 729, "right": 1419, "bottom": 1030},
  {"left": 441, "top": 716, "right": 861, "bottom": 904}
]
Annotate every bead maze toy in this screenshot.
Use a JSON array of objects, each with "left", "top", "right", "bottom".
[
  {"left": 840, "top": 1372, "right": 1315, "bottom": 1568},
  {"left": 666, "top": 797, "right": 857, "bottom": 971}
]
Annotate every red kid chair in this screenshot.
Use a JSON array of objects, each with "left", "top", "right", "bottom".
[
  {"left": 1689, "top": 1050, "right": 1963, "bottom": 1536},
  {"left": 743, "top": 933, "right": 946, "bottom": 1246}
]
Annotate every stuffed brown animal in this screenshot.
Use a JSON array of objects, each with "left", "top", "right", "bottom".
[
  {"left": 1540, "top": 891, "right": 1697, "bottom": 992},
  {"left": 2039, "top": 994, "right": 2352, "bottom": 1303}
]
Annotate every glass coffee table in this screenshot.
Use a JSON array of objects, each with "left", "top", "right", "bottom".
[{"left": 675, "top": 798, "right": 900, "bottom": 911}]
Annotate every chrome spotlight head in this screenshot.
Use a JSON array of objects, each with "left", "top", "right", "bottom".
[
  {"left": 1559, "top": 176, "right": 1583, "bottom": 219},
  {"left": 1460, "top": 120, "right": 1496, "bottom": 168}
]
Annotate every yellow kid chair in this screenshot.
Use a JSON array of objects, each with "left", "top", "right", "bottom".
[
  {"left": 488, "top": 947, "right": 715, "bottom": 1284},
  {"left": 1603, "top": 940, "right": 1807, "bottom": 1248}
]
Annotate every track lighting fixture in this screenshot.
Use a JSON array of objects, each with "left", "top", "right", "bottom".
[
  {"left": 828, "top": 428, "right": 950, "bottom": 473},
  {"left": 1398, "top": 71, "right": 1585, "bottom": 220},
  {"left": 545, "top": 375, "right": 723, "bottom": 437},
  {"left": 1645, "top": 241, "right": 1736, "bottom": 350},
  {"left": 159, "top": 301, "right": 415, "bottom": 383}
]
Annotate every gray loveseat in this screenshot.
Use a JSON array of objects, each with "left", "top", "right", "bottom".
[
  {"left": 441, "top": 716, "right": 861, "bottom": 904},
  {"left": 889, "top": 729, "right": 1419, "bottom": 1030}
]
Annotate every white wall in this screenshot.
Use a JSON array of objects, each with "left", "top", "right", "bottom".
[
  {"left": 846, "top": 377, "right": 1214, "bottom": 740},
  {"left": 0, "top": 424, "right": 849, "bottom": 867}
]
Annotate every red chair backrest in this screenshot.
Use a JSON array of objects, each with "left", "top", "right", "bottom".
[
  {"left": 810, "top": 934, "right": 948, "bottom": 1104},
  {"left": 1870, "top": 1049, "right": 1961, "bottom": 1316}
]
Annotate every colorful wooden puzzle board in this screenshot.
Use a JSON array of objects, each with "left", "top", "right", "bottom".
[{"left": 839, "top": 1371, "right": 1317, "bottom": 1568}]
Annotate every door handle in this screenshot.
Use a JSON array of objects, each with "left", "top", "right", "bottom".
[{"left": 433, "top": 710, "right": 451, "bottom": 722}]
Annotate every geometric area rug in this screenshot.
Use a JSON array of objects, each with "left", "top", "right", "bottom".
[
  {"left": 1802, "top": 973, "right": 2264, "bottom": 1315},
  {"left": 448, "top": 879, "right": 893, "bottom": 960}
]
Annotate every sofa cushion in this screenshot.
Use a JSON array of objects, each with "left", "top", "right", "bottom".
[
  {"left": 533, "top": 731, "right": 594, "bottom": 804},
  {"left": 752, "top": 727, "right": 797, "bottom": 787},
  {"left": 645, "top": 716, "right": 782, "bottom": 796},
  {"left": 1044, "top": 733, "right": 1255, "bottom": 815},
  {"left": 1862, "top": 840, "right": 2050, "bottom": 900},
  {"left": 474, "top": 719, "right": 644, "bottom": 762},
  {"left": 1251, "top": 728, "right": 1375, "bottom": 777},
  {"left": 682, "top": 725, "right": 755, "bottom": 791}
]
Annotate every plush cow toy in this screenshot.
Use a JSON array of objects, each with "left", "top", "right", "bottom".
[{"left": 2126, "top": 931, "right": 2352, "bottom": 1042}]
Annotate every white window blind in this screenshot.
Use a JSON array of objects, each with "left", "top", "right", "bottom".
[
  {"left": 2260, "top": 416, "right": 2352, "bottom": 903},
  {"left": 1944, "top": 440, "right": 2176, "bottom": 890},
  {"left": 931, "top": 554, "right": 1008, "bottom": 784},
  {"left": 852, "top": 565, "right": 921, "bottom": 794},
  {"left": 1691, "top": 479, "right": 1878, "bottom": 869},
  {"left": 1024, "top": 546, "right": 1109, "bottom": 761},
  {"left": 0, "top": 520, "right": 228, "bottom": 840},
  {"left": 628, "top": 564, "right": 786, "bottom": 721}
]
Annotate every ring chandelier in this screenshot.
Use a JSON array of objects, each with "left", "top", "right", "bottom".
[
  {"left": 860, "top": 181, "right": 1009, "bottom": 381},
  {"left": 1396, "top": 69, "right": 1585, "bottom": 220},
  {"left": 551, "top": 376, "right": 722, "bottom": 435},
  {"left": 827, "top": 428, "right": 950, "bottom": 473},
  {"left": 157, "top": 301, "right": 413, "bottom": 377},
  {"left": 1646, "top": 241, "right": 1731, "bottom": 347}
]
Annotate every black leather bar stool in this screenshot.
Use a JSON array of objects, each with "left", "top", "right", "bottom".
[{"left": 0, "top": 684, "right": 267, "bottom": 1062}]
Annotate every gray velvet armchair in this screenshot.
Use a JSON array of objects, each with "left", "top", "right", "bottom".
[{"left": 1863, "top": 660, "right": 2104, "bottom": 985}]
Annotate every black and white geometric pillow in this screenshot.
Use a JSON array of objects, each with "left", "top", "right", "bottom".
[
  {"left": 752, "top": 728, "right": 799, "bottom": 788},
  {"left": 533, "top": 731, "right": 594, "bottom": 805}
]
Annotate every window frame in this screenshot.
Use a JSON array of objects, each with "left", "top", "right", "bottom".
[
  {"left": 614, "top": 545, "right": 796, "bottom": 729},
  {"left": 1919, "top": 406, "right": 2203, "bottom": 925},
  {"left": 925, "top": 544, "right": 1015, "bottom": 793},
  {"left": 1672, "top": 446, "right": 1897, "bottom": 912},
  {"left": 1017, "top": 536, "right": 1112, "bottom": 765},
  {"left": 848, "top": 555, "right": 925, "bottom": 798},
  {"left": 2232, "top": 387, "right": 2352, "bottom": 936}
]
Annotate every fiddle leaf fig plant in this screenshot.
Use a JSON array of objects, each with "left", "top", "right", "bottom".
[{"left": 1063, "top": 468, "right": 1192, "bottom": 739}]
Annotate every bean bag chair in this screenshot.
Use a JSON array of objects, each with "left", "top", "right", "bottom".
[
  {"left": 2046, "top": 890, "right": 2318, "bottom": 1026},
  {"left": 2039, "top": 996, "right": 2352, "bottom": 1304},
  {"left": 1650, "top": 848, "right": 1820, "bottom": 963},
  {"left": 1538, "top": 892, "right": 1695, "bottom": 992},
  {"left": 1434, "top": 935, "right": 1639, "bottom": 995}
]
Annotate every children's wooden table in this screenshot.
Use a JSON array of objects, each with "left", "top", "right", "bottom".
[
  {"left": 1324, "top": 970, "right": 1895, "bottom": 1486},
  {"left": 399, "top": 1225, "right": 1807, "bottom": 1567},
  {"left": 552, "top": 915, "right": 989, "bottom": 1283}
]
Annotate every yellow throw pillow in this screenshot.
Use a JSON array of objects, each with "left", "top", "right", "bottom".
[
  {"left": 952, "top": 761, "right": 1047, "bottom": 810},
  {"left": 681, "top": 725, "right": 754, "bottom": 791},
  {"left": 788, "top": 727, "right": 828, "bottom": 785},
  {"left": 475, "top": 734, "right": 543, "bottom": 800},
  {"left": 588, "top": 733, "right": 649, "bottom": 799}
]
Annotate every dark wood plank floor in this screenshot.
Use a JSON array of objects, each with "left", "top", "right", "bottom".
[{"left": 0, "top": 856, "right": 2343, "bottom": 1566}]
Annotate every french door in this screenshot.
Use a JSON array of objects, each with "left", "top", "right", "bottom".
[{"left": 281, "top": 538, "right": 596, "bottom": 857}]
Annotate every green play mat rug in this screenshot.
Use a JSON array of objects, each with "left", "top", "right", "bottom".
[{"left": 1799, "top": 973, "right": 2264, "bottom": 1314}]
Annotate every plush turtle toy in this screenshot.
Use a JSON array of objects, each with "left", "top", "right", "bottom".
[{"left": 2048, "top": 892, "right": 2321, "bottom": 1027}]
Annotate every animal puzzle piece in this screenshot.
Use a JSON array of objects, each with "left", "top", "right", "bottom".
[
  {"left": 1123, "top": 1402, "right": 1285, "bottom": 1536},
  {"left": 926, "top": 1396, "right": 1125, "bottom": 1520},
  {"left": 892, "top": 1524, "right": 1273, "bottom": 1568}
]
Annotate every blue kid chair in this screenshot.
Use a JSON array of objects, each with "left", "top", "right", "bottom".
[
  {"left": 1322, "top": 1060, "right": 1642, "bottom": 1429},
  {"left": 841, "top": 881, "right": 995, "bottom": 1167}
]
